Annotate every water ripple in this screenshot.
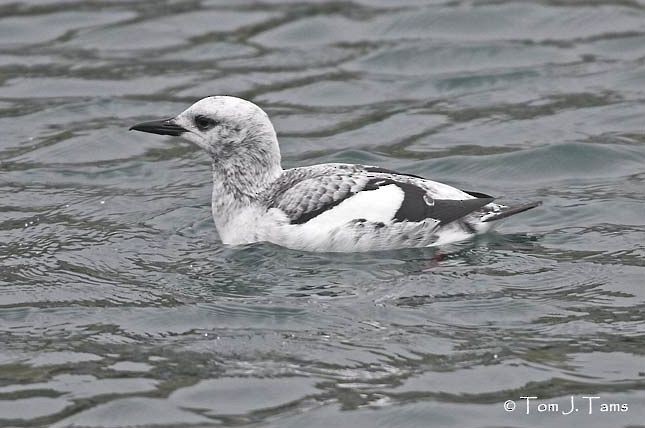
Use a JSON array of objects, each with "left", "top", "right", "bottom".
[{"left": 1, "top": 0, "right": 644, "bottom": 427}]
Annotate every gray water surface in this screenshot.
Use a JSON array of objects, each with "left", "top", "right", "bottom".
[{"left": 1, "top": 1, "right": 644, "bottom": 427}]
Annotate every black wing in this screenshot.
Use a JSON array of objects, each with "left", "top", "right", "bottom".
[{"left": 266, "top": 164, "right": 495, "bottom": 226}]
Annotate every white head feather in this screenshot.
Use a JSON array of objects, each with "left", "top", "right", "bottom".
[{"left": 173, "top": 96, "right": 283, "bottom": 196}]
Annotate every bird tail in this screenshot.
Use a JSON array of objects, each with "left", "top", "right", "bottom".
[{"left": 481, "top": 201, "right": 542, "bottom": 223}]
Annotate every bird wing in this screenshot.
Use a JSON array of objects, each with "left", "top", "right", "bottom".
[{"left": 265, "top": 164, "right": 495, "bottom": 227}]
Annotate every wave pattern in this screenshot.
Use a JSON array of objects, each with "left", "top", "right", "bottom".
[{"left": 0, "top": 1, "right": 644, "bottom": 427}]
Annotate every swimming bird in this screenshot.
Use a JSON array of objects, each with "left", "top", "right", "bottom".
[{"left": 130, "top": 96, "right": 540, "bottom": 252}]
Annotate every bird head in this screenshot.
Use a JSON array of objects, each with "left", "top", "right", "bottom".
[{"left": 130, "top": 96, "right": 281, "bottom": 173}]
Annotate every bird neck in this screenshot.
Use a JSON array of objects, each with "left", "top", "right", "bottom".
[
  {"left": 211, "top": 158, "right": 282, "bottom": 200},
  {"left": 209, "top": 150, "right": 282, "bottom": 235},
  {"left": 208, "top": 127, "right": 283, "bottom": 239}
]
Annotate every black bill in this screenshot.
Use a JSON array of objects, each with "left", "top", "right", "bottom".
[{"left": 129, "top": 118, "right": 186, "bottom": 136}]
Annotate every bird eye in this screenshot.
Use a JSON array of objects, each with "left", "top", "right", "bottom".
[{"left": 194, "top": 115, "right": 217, "bottom": 131}]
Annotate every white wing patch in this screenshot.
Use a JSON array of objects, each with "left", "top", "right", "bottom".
[{"left": 303, "top": 184, "right": 404, "bottom": 229}]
